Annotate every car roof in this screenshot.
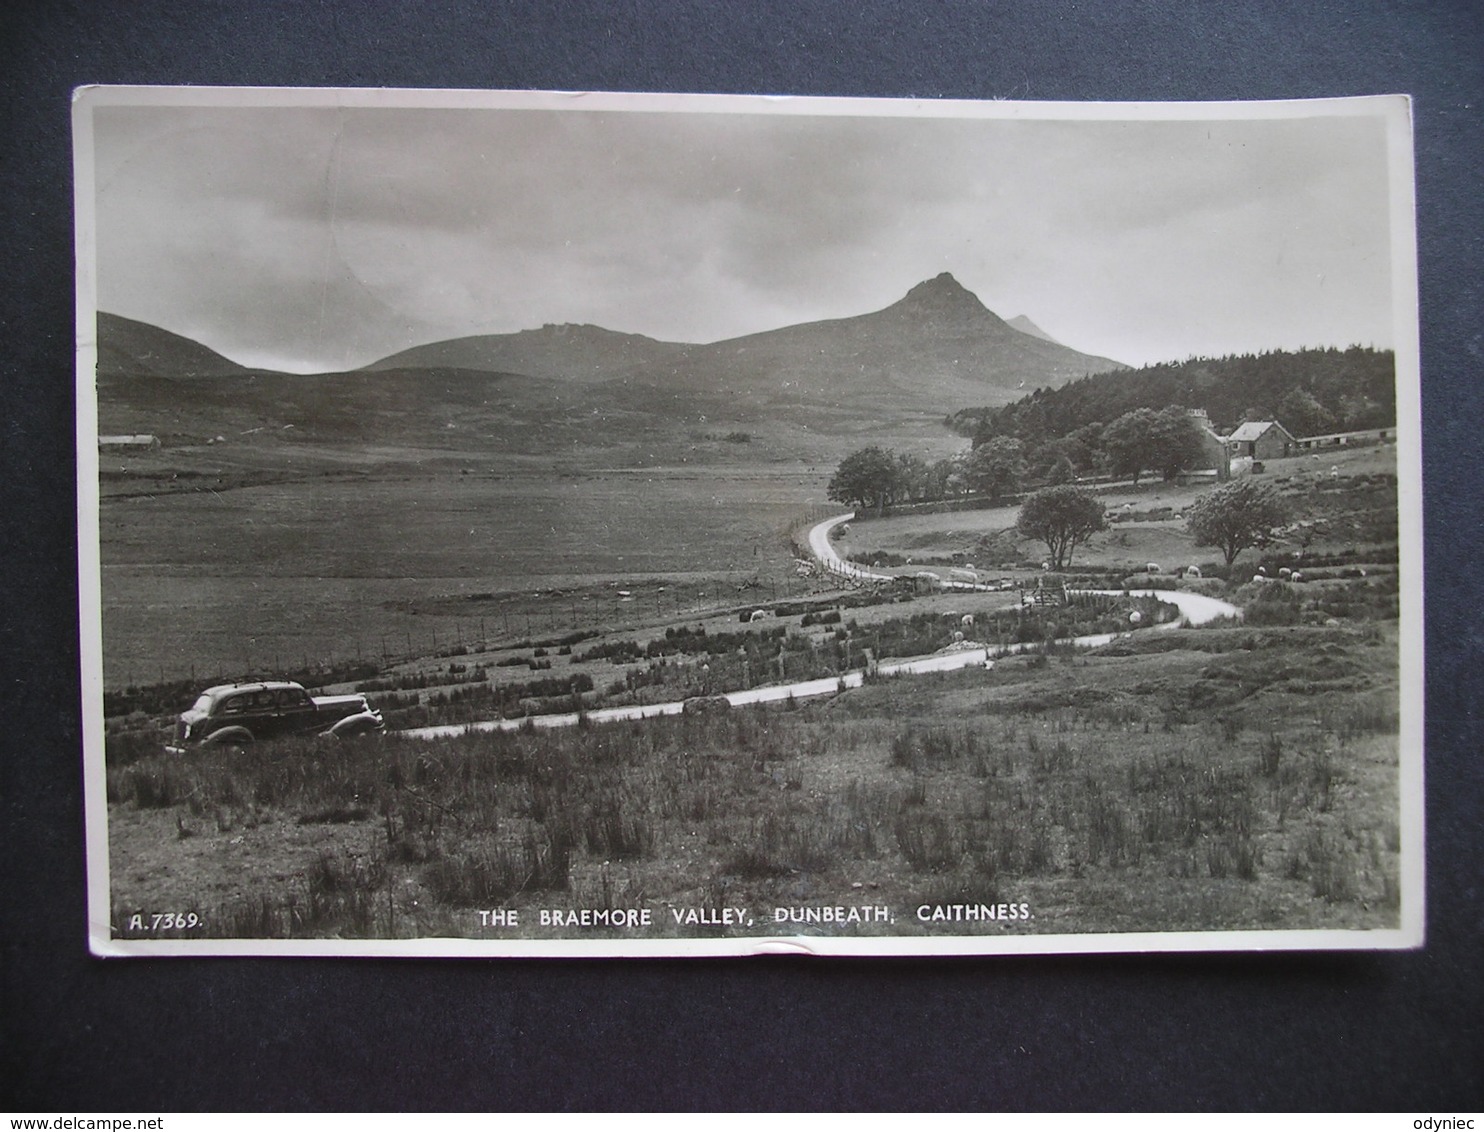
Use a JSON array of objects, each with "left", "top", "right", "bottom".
[{"left": 199, "top": 681, "right": 304, "bottom": 698}]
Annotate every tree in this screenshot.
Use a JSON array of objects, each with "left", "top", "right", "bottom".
[
  {"left": 1067, "top": 421, "right": 1106, "bottom": 469},
  {"left": 965, "top": 437, "right": 1026, "bottom": 500},
  {"left": 926, "top": 455, "right": 968, "bottom": 500},
  {"left": 1027, "top": 435, "right": 1092, "bottom": 482},
  {"left": 1103, "top": 406, "right": 1207, "bottom": 483},
  {"left": 1016, "top": 485, "right": 1108, "bottom": 570},
  {"left": 828, "top": 446, "right": 899, "bottom": 516},
  {"left": 1148, "top": 406, "right": 1207, "bottom": 481},
  {"left": 1185, "top": 479, "right": 1288, "bottom": 565},
  {"left": 1100, "top": 408, "right": 1159, "bottom": 484},
  {"left": 1277, "top": 387, "right": 1336, "bottom": 437},
  {"left": 893, "top": 451, "right": 932, "bottom": 503},
  {"left": 1046, "top": 454, "right": 1077, "bottom": 485}
]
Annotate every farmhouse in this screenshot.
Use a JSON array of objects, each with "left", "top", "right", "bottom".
[
  {"left": 1187, "top": 408, "right": 1231, "bottom": 480},
  {"left": 1226, "top": 419, "right": 1297, "bottom": 461}
]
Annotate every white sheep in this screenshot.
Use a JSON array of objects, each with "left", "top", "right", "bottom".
[
  {"left": 961, "top": 614, "right": 975, "bottom": 629},
  {"left": 1186, "top": 565, "right": 1202, "bottom": 578}
]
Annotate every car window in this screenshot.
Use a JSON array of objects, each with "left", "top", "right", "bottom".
[
  {"left": 277, "top": 689, "right": 309, "bottom": 709},
  {"left": 221, "top": 695, "right": 246, "bottom": 714},
  {"left": 253, "top": 691, "right": 276, "bottom": 709}
]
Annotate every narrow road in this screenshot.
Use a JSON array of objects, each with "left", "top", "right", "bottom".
[
  {"left": 397, "top": 647, "right": 994, "bottom": 740},
  {"left": 395, "top": 516, "right": 1240, "bottom": 742},
  {"left": 806, "top": 511, "right": 1240, "bottom": 622}
]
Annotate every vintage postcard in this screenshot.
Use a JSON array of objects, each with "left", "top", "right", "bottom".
[{"left": 74, "top": 87, "right": 1423, "bottom": 957}]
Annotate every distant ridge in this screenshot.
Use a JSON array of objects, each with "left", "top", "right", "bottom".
[
  {"left": 367, "top": 322, "right": 687, "bottom": 383},
  {"left": 1006, "top": 314, "right": 1060, "bottom": 345},
  {"left": 363, "top": 272, "right": 1125, "bottom": 409}
]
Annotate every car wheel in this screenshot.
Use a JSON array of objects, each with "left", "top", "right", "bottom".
[{"left": 203, "top": 727, "right": 255, "bottom": 749}]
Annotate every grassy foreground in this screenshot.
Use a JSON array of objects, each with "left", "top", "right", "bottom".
[{"left": 106, "top": 621, "right": 1401, "bottom": 942}]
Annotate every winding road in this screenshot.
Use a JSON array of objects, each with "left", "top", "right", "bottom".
[
  {"left": 805, "top": 512, "right": 1239, "bottom": 625},
  {"left": 395, "top": 513, "right": 1240, "bottom": 741}
]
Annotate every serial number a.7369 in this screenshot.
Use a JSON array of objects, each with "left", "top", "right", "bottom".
[{"left": 123, "top": 911, "right": 204, "bottom": 933}]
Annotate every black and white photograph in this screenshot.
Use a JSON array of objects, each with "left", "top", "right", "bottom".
[{"left": 75, "top": 87, "right": 1423, "bottom": 957}]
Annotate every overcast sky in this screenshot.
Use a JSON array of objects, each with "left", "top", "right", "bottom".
[{"left": 86, "top": 94, "right": 1404, "bottom": 373}]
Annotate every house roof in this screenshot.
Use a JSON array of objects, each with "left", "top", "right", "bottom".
[{"left": 1227, "top": 420, "right": 1288, "bottom": 443}]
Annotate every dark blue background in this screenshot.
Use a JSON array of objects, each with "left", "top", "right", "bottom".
[{"left": 2, "top": 1, "right": 1480, "bottom": 1111}]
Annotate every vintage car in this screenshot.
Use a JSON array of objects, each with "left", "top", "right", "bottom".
[{"left": 165, "top": 680, "right": 384, "bottom": 752}]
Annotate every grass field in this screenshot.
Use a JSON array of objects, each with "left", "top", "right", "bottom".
[
  {"left": 99, "top": 461, "right": 837, "bottom": 686},
  {"left": 106, "top": 622, "right": 1401, "bottom": 940}
]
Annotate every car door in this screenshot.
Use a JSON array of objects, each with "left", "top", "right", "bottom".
[
  {"left": 211, "top": 691, "right": 264, "bottom": 740},
  {"left": 275, "top": 687, "right": 318, "bottom": 736},
  {"left": 244, "top": 689, "right": 281, "bottom": 738}
]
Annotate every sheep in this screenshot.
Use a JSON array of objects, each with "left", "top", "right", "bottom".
[
  {"left": 1278, "top": 567, "right": 1292, "bottom": 578},
  {"left": 1290, "top": 571, "right": 1304, "bottom": 583},
  {"left": 952, "top": 630, "right": 965, "bottom": 643},
  {"left": 749, "top": 609, "right": 768, "bottom": 622},
  {"left": 1185, "top": 565, "right": 1202, "bottom": 578},
  {"left": 1146, "top": 562, "right": 1161, "bottom": 574},
  {"left": 960, "top": 613, "right": 975, "bottom": 629}
]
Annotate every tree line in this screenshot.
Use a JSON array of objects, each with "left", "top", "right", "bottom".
[
  {"left": 947, "top": 346, "right": 1395, "bottom": 445},
  {"left": 827, "top": 404, "right": 1212, "bottom": 517}
]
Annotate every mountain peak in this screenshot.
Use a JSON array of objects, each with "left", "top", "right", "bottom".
[
  {"left": 903, "top": 271, "right": 977, "bottom": 303},
  {"left": 889, "top": 272, "right": 1003, "bottom": 328}
]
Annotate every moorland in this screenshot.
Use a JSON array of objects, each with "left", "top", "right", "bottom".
[{"left": 92, "top": 284, "right": 1407, "bottom": 941}]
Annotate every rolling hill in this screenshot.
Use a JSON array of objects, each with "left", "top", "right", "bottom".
[
  {"left": 95, "top": 312, "right": 250, "bottom": 378},
  {"left": 364, "top": 272, "right": 1124, "bottom": 413},
  {"left": 367, "top": 322, "right": 688, "bottom": 384},
  {"left": 95, "top": 311, "right": 253, "bottom": 378},
  {"left": 94, "top": 274, "right": 1126, "bottom": 449}
]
